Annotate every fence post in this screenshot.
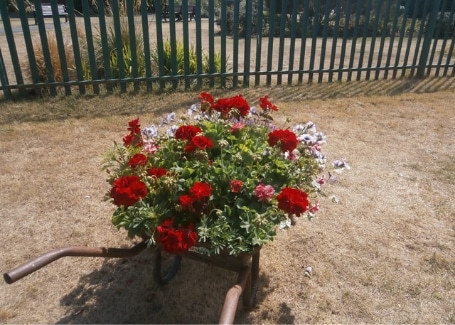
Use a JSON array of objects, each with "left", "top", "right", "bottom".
[
  {"left": 417, "top": 0, "right": 442, "bottom": 78},
  {"left": 0, "top": 48, "right": 11, "bottom": 99}
]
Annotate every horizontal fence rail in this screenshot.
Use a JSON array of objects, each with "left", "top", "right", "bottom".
[{"left": 0, "top": 0, "right": 454, "bottom": 98}]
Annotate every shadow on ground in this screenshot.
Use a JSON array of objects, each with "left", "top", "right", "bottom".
[
  {"left": 55, "top": 249, "right": 286, "bottom": 324},
  {"left": 1, "top": 77, "right": 454, "bottom": 125}
]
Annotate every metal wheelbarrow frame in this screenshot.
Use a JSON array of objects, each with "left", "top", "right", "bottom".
[{"left": 4, "top": 240, "right": 260, "bottom": 324}]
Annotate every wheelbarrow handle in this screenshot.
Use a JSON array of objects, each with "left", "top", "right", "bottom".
[{"left": 4, "top": 241, "right": 147, "bottom": 284}]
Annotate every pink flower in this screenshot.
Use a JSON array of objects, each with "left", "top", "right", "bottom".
[
  {"left": 309, "top": 201, "right": 320, "bottom": 214},
  {"left": 230, "top": 122, "right": 245, "bottom": 133},
  {"left": 143, "top": 142, "right": 158, "bottom": 154},
  {"left": 317, "top": 176, "right": 326, "bottom": 185},
  {"left": 253, "top": 184, "right": 275, "bottom": 202}
]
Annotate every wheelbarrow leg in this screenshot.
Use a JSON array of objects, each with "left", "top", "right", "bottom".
[
  {"left": 243, "top": 250, "right": 260, "bottom": 309},
  {"left": 152, "top": 246, "right": 182, "bottom": 285}
]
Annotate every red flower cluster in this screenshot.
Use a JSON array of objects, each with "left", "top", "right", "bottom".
[
  {"left": 156, "top": 218, "right": 198, "bottom": 254},
  {"left": 123, "top": 118, "right": 143, "bottom": 147},
  {"left": 211, "top": 95, "right": 250, "bottom": 117},
  {"left": 267, "top": 129, "right": 299, "bottom": 152},
  {"left": 184, "top": 135, "right": 214, "bottom": 153},
  {"left": 179, "top": 182, "right": 212, "bottom": 211},
  {"left": 276, "top": 188, "right": 309, "bottom": 217},
  {"left": 198, "top": 92, "right": 251, "bottom": 117},
  {"left": 128, "top": 153, "right": 147, "bottom": 168},
  {"left": 259, "top": 95, "right": 278, "bottom": 111},
  {"left": 174, "top": 125, "right": 213, "bottom": 153},
  {"left": 175, "top": 125, "right": 202, "bottom": 141},
  {"left": 147, "top": 167, "right": 167, "bottom": 178},
  {"left": 230, "top": 180, "right": 243, "bottom": 193},
  {"left": 110, "top": 175, "right": 148, "bottom": 207}
]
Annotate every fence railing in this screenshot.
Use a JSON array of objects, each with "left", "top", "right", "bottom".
[{"left": 0, "top": 0, "right": 454, "bottom": 99}]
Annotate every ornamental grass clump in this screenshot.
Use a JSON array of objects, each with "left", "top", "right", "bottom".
[{"left": 103, "top": 92, "right": 332, "bottom": 255}]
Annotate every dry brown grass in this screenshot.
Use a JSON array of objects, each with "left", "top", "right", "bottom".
[{"left": 0, "top": 78, "right": 454, "bottom": 324}]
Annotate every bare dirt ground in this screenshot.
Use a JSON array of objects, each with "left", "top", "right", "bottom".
[{"left": 0, "top": 77, "right": 454, "bottom": 324}]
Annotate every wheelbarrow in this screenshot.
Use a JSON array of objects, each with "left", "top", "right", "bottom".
[{"left": 3, "top": 240, "right": 261, "bottom": 324}]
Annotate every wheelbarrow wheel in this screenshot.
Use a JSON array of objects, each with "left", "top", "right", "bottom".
[{"left": 152, "top": 245, "right": 182, "bottom": 285}]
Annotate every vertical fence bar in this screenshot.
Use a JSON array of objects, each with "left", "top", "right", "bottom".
[
  {"left": 384, "top": 1, "right": 402, "bottom": 80},
  {"left": 374, "top": 0, "right": 392, "bottom": 80},
  {"left": 437, "top": 0, "right": 455, "bottom": 76},
  {"left": 298, "top": 0, "right": 310, "bottom": 84},
  {"left": 338, "top": 0, "right": 353, "bottom": 81},
  {"left": 356, "top": 0, "right": 373, "bottom": 81},
  {"left": 112, "top": 0, "right": 126, "bottom": 92},
  {"left": 219, "top": 0, "right": 227, "bottom": 88},
  {"left": 309, "top": 0, "right": 322, "bottom": 83},
  {"left": 317, "top": 0, "right": 331, "bottom": 83},
  {"left": 243, "top": 0, "right": 253, "bottom": 87},
  {"left": 34, "top": 0, "right": 57, "bottom": 95},
  {"left": 418, "top": 0, "right": 442, "bottom": 77},
  {"left": 126, "top": 1, "right": 139, "bottom": 91},
  {"left": 266, "top": 0, "right": 276, "bottom": 86},
  {"left": 195, "top": 0, "right": 203, "bottom": 88},
  {"left": 208, "top": 0, "right": 216, "bottom": 87},
  {"left": 287, "top": 0, "right": 298, "bottom": 85},
  {"left": 66, "top": 0, "right": 85, "bottom": 95},
  {"left": 232, "top": 0, "right": 240, "bottom": 87},
  {"left": 328, "top": 0, "right": 343, "bottom": 82},
  {"left": 50, "top": 0, "right": 71, "bottom": 95},
  {"left": 447, "top": 33, "right": 455, "bottom": 76},
  {"left": 181, "top": 1, "right": 190, "bottom": 89},
  {"left": 140, "top": 0, "right": 152, "bottom": 91},
  {"left": 0, "top": 0, "right": 25, "bottom": 95},
  {"left": 81, "top": 0, "right": 99, "bottom": 94},
  {"left": 16, "top": 0, "right": 39, "bottom": 85},
  {"left": 411, "top": 0, "right": 431, "bottom": 77},
  {"left": 97, "top": 0, "right": 113, "bottom": 93},
  {"left": 276, "top": 0, "right": 287, "bottom": 86},
  {"left": 365, "top": 0, "right": 383, "bottom": 80},
  {"left": 392, "top": 0, "right": 411, "bottom": 79},
  {"left": 427, "top": 0, "right": 447, "bottom": 77},
  {"left": 347, "top": 0, "right": 362, "bottom": 81},
  {"left": 254, "top": 0, "right": 264, "bottom": 86},
  {"left": 154, "top": 0, "right": 165, "bottom": 89},
  {"left": 0, "top": 48, "right": 11, "bottom": 99},
  {"left": 208, "top": 0, "right": 215, "bottom": 87},
  {"left": 168, "top": 1, "right": 178, "bottom": 89},
  {"left": 401, "top": 0, "right": 420, "bottom": 77}
]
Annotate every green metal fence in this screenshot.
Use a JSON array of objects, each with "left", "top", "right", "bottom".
[{"left": 0, "top": 0, "right": 454, "bottom": 99}]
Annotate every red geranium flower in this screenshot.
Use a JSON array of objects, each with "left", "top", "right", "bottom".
[
  {"left": 179, "top": 195, "right": 194, "bottom": 211},
  {"left": 128, "top": 153, "right": 147, "bottom": 168},
  {"left": 185, "top": 135, "right": 214, "bottom": 153},
  {"left": 228, "top": 94, "right": 250, "bottom": 117},
  {"left": 276, "top": 188, "right": 309, "bottom": 217},
  {"left": 156, "top": 219, "right": 198, "bottom": 254},
  {"left": 175, "top": 125, "right": 202, "bottom": 141},
  {"left": 198, "top": 91, "right": 214, "bottom": 104},
  {"left": 147, "top": 167, "right": 168, "bottom": 178},
  {"left": 230, "top": 180, "right": 243, "bottom": 193},
  {"left": 267, "top": 129, "right": 298, "bottom": 152},
  {"left": 211, "top": 97, "right": 231, "bottom": 116},
  {"left": 259, "top": 95, "right": 278, "bottom": 111},
  {"left": 110, "top": 175, "right": 147, "bottom": 207},
  {"left": 190, "top": 182, "right": 212, "bottom": 200},
  {"left": 127, "top": 118, "right": 141, "bottom": 134}
]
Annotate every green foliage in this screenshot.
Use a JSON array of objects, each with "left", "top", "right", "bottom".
[
  {"left": 150, "top": 39, "right": 228, "bottom": 85},
  {"left": 104, "top": 94, "right": 328, "bottom": 255}
]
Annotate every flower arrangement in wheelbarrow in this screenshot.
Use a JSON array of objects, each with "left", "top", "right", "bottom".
[{"left": 103, "top": 92, "right": 336, "bottom": 256}]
